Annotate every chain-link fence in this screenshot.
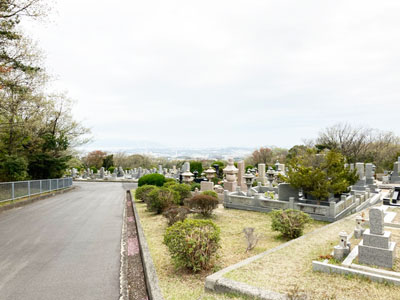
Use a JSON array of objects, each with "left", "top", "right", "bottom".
[{"left": 0, "top": 178, "right": 73, "bottom": 203}]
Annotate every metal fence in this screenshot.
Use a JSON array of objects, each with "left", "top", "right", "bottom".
[{"left": 0, "top": 178, "right": 73, "bottom": 203}]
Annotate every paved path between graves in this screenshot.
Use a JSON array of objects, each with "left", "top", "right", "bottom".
[{"left": 0, "top": 181, "right": 137, "bottom": 300}]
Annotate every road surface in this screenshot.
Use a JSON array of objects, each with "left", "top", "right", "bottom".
[{"left": 0, "top": 181, "right": 136, "bottom": 300}]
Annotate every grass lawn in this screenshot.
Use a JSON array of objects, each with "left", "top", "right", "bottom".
[
  {"left": 225, "top": 205, "right": 400, "bottom": 300},
  {"left": 133, "top": 190, "right": 325, "bottom": 300}
]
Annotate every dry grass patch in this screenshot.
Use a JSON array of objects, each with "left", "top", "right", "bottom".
[
  {"left": 133, "top": 192, "right": 325, "bottom": 300},
  {"left": 225, "top": 211, "right": 400, "bottom": 300}
]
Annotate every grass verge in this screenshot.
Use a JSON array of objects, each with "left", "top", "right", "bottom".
[
  {"left": 132, "top": 190, "right": 325, "bottom": 300},
  {"left": 225, "top": 206, "right": 400, "bottom": 300}
]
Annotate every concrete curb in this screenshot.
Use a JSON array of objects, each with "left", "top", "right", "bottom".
[
  {"left": 0, "top": 186, "right": 76, "bottom": 214},
  {"left": 127, "top": 190, "right": 164, "bottom": 300},
  {"left": 119, "top": 197, "right": 129, "bottom": 300},
  {"left": 205, "top": 206, "right": 369, "bottom": 299}
]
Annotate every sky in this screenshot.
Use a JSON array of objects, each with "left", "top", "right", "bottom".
[{"left": 23, "top": 0, "right": 400, "bottom": 150}]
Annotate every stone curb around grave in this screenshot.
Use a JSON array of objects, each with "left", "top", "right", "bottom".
[
  {"left": 128, "top": 190, "right": 164, "bottom": 300},
  {"left": 312, "top": 261, "right": 400, "bottom": 286},
  {"left": 204, "top": 205, "right": 374, "bottom": 300},
  {"left": 0, "top": 186, "right": 76, "bottom": 213}
]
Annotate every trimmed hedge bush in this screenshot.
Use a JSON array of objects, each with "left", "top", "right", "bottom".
[
  {"left": 138, "top": 173, "right": 166, "bottom": 187},
  {"left": 135, "top": 185, "right": 158, "bottom": 203},
  {"left": 163, "top": 219, "right": 220, "bottom": 272},
  {"left": 147, "top": 187, "right": 179, "bottom": 214},
  {"left": 188, "top": 194, "right": 219, "bottom": 217},
  {"left": 169, "top": 183, "right": 192, "bottom": 205},
  {"left": 270, "top": 209, "right": 311, "bottom": 239},
  {"left": 201, "top": 190, "right": 218, "bottom": 199}
]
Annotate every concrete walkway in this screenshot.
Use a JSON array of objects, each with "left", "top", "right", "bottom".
[{"left": 0, "top": 182, "right": 132, "bottom": 300}]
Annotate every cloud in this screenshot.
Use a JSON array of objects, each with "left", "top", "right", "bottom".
[{"left": 23, "top": 0, "right": 400, "bottom": 149}]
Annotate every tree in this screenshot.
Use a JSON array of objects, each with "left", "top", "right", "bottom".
[
  {"left": 316, "top": 123, "right": 400, "bottom": 171},
  {"left": 283, "top": 149, "right": 358, "bottom": 201},
  {"left": 102, "top": 154, "right": 114, "bottom": 169},
  {"left": 190, "top": 161, "right": 203, "bottom": 175},
  {"left": 83, "top": 150, "right": 107, "bottom": 169},
  {"left": 249, "top": 147, "right": 272, "bottom": 165}
]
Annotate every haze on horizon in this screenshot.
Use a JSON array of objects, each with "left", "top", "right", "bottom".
[{"left": 24, "top": 0, "right": 400, "bottom": 151}]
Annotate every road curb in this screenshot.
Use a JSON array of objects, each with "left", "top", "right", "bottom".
[
  {"left": 0, "top": 186, "right": 76, "bottom": 214},
  {"left": 127, "top": 190, "right": 164, "bottom": 300}
]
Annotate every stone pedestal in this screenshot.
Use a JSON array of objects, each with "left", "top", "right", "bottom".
[{"left": 391, "top": 161, "right": 400, "bottom": 183}]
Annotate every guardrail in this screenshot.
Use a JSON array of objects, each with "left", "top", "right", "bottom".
[{"left": 0, "top": 178, "right": 73, "bottom": 203}]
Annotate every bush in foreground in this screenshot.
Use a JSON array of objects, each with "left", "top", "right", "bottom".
[
  {"left": 138, "top": 173, "right": 166, "bottom": 187},
  {"left": 188, "top": 194, "right": 219, "bottom": 217},
  {"left": 270, "top": 209, "right": 311, "bottom": 239},
  {"left": 164, "top": 219, "right": 220, "bottom": 272},
  {"left": 169, "top": 183, "right": 192, "bottom": 205},
  {"left": 135, "top": 185, "right": 158, "bottom": 203},
  {"left": 147, "top": 187, "right": 179, "bottom": 214}
]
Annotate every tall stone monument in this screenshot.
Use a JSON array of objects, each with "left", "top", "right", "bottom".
[
  {"left": 237, "top": 161, "right": 247, "bottom": 191},
  {"left": 257, "top": 163, "right": 267, "bottom": 185},
  {"left": 358, "top": 207, "right": 396, "bottom": 269},
  {"left": 352, "top": 163, "right": 367, "bottom": 192}
]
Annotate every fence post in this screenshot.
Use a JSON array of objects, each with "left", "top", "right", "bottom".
[
  {"left": 11, "top": 182, "right": 15, "bottom": 201},
  {"left": 40, "top": 180, "right": 42, "bottom": 193},
  {"left": 28, "top": 181, "right": 31, "bottom": 197},
  {"left": 50, "top": 179, "right": 52, "bottom": 191},
  {"left": 57, "top": 179, "right": 59, "bottom": 190}
]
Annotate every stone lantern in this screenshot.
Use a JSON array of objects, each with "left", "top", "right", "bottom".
[
  {"left": 223, "top": 158, "right": 238, "bottom": 192},
  {"left": 267, "top": 167, "right": 275, "bottom": 188},
  {"left": 243, "top": 171, "right": 255, "bottom": 196},
  {"left": 204, "top": 167, "right": 216, "bottom": 181},
  {"left": 182, "top": 170, "right": 194, "bottom": 184}
]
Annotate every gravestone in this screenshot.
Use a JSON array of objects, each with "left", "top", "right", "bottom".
[
  {"left": 237, "top": 161, "right": 247, "bottom": 191},
  {"left": 118, "top": 166, "right": 125, "bottom": 177},
  {"left": 334, "top": 232, "right": 350, "bottom": 260},
  {"left": 257, "top": 163, "right": 267, "bottom": 185},
  {"left": 182, "top": 162, "right": 190, "bottom": 173},
  {"left": 158, "top": 165, "right": 163, "bottom": 174},
  {"left": 99, "top": 167, "right": 105, "bottom": 179},
  {"left": 352, "top": 163, "right": 367, "bottom": 191},
  {"left": 365, "top": 163, "right": 374, "bottom": 185},
  {"left": 390, "top": 157, "right": 400, "bottom": 183},
  {"left": 200, "top": 181, "right": 214, "bottom": 192},
  {"left": 278, "top": 183, "right": 299, "bottom": 201},
  {"left": 358, "top": 207, "right": 396, "bottom": 268},
  {"left": 223, "top": 158, "right": 238, "bottom": 192}
]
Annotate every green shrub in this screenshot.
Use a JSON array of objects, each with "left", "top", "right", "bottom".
[
  {"left": 138, "top": 173, "right": 166, "bottom": 187},
  {"left": 188, "top": 194, "right": 219, "bottom": 217},
  {"left": 201, "top": 190, "right": 218, "bottom": 199},
  {"left": 90, "top": 167, "right": 98, "bottom": 174},
  {"left": 164, "top": 178, "right": 177, "bottom": 184},
  {"left": 162, "top": 205, "right": 192, "bottom": 225},
  {"left": 169, "top": 183, "right": 192, "bottom": 205},
  {"left": 108, "top": 166, "right": 115, "bottom": 173},
  {"left": 190, "top": 182, "right": 201, "bottom": 191},
  {"left": 163, "top": 180, "right": 178, "bottom": 188},
  {"left": 147, "top": 187, "right": 180, "bottom": 214},
  {"left": 135, "top": 185, "right": 158, "bottom": 203},
  {"left": 270, "top": 209, "right": 311, "bottom": 239},
  {"left": 164, "top": 219, "right": 220, "bottom": 272}
]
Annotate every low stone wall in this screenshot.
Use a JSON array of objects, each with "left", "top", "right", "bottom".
[{"left": 224, "top": 189, "right": 381, "bottom": 222}]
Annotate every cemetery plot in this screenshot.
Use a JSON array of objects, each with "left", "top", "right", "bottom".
[
  {"left": 224, "top": 209, "right": 400, "bottom": 300},
  {"left": 133, "top": 194, "right": 324, "bottom": 300}
]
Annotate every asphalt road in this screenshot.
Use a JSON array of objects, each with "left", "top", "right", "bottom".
[{"left": 0, "top": 181, "right": 136, "bottom": 300}]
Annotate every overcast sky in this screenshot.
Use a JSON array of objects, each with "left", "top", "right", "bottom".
[{"left": 24, "top": 0, "right": 400, "bottom": 150}]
